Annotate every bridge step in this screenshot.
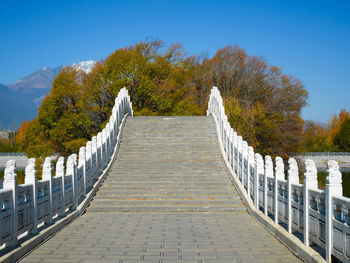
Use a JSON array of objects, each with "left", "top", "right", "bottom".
[
  {"left": 21, "top": 116, "right": 302, "bottom": 263},
  {"left": 88, "top": 116, "right": 246, "bottom": 213}
]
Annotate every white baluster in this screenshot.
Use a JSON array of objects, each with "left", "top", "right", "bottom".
[
  {"left": 86, "top": 141, "right": 92, "bottom": 187},
  {"left": 265, "top": 155, "right": 273, "bottom": 216},
  {"left": 92, "top": 136, "right": 97, "bottom": 178},
  {"left": 255, "top": 153, "right": 264, "bottom": 210},
  {"left": 67, "top": 154, "right": 78, "bottom": 210},
  {"left": 274, "top": 157, "right": 284, "bottom": 224},
  {"left": 42, "top": 157, "right": 53, "bottom": 224},
  {"left": 56, "top": 157, "right": 65, "bottom": 216},
  {"left": 242, "top": 141, "right": 248, "bottom": 187},
  {"left": 3, "top": 160, "right": 18, "bottom": 247},
  {"left": 247, "top": 146, "right": 254, "bottom": 197},
  {"left": 303, "top": 159, "right": 318, "bottom": 246},
  {"left": 25, "top": 158, "right": 38, "bottom": 234},
  {"left": 79, "top": 147, "right": 86, "bottom": 196},
  {"left": 325, "top": 160, "right": 343, "bottom": 262},
  {"left": 97, "top": 132, "right": 103, "bottom": 173},
  {"left": 287, "top": 158, "right": 299, "bottom": 233}
]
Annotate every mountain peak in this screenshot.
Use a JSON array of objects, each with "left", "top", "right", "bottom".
[
  {"left": 1, "top": 60, "right": 96, "bottom": 129},
  {"left": 72, "top": 60, "right": 96, "bottom": 74}
]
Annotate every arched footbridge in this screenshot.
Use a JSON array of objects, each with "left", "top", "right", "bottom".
[{"left": 0, "top": 87, "right": 349, "bottom": 263}]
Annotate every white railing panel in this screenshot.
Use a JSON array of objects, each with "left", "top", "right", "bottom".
[
  {"left": 17, "top": 184, "right": 33, "bottom": 235},
  {"left": 0, "top": 189, "right": 13, "bottom": 246},
  {"left": 332, "top": 196, "right": 350, "bottom": 262},
  {"left": 36, "top": 180, "right": 50, "bottom": 225}
]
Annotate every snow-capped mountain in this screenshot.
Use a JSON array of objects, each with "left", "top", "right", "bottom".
[
  {"left": 72, "top": 60, "right": 96, "bottom": 74},
  {"left": 1, "top": 60, "right": 96, "bottom": 130}
]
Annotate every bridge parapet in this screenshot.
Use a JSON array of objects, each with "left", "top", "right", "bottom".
[
  {"left": 0, "top": 88, "right": 132, "bottom": 256},
  {"left": 207, "top": 86, "right": 350, "bottom": 263}
]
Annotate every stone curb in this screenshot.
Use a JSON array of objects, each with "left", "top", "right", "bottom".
[
  {"left": 0, "top": 114, "right": 129, "bottom": 263},
  {"left": 210, "top": 113, "right": 326, "bottom": 263}
]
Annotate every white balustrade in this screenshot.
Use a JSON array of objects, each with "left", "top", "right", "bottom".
[
  {"left": 0, "top": 87, "right": 133, "bottom": 250},
  {"left": 207, "top": 86, "right": 350, "bottom": 263}
]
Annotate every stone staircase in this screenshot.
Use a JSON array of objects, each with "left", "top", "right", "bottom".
[
  {"left": 20, "top": 116, "right": 301, "bottom": 263},
  {"left": 88, "top": 116, "right": 245, "bottom": 213}
]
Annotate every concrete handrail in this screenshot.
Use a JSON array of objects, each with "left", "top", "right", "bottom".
[
  {"left": 0, "top": 88, "right": 133, "bottom": 258},
  {"left": 207, "top": 86, "right": 350, "bottom": 263}
]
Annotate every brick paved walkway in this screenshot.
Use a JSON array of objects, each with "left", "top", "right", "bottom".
[{"left": 20, "top": 117, "right": 302, "bottom": 263}]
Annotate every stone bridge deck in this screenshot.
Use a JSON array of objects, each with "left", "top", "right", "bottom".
[{"left": 20, "top": 117, "right": 301, "bottom": 263}]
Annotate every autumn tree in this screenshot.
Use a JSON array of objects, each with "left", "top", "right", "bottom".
[
  {"left": 17, "top": 41, "right": 310, "bottom": 158},
  {"left": 333, "top": 117, "right": 350, "bottom": 151},
  {"left": 188, "top": 46, "right": 308, "bottom": 157},
  {"left": 301, "top": 109, "right": 350, "bottom": 152}
]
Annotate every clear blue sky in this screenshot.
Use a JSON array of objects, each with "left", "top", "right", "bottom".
[{"left": 0, "top": 0, "right": 349, "bottom": 123}]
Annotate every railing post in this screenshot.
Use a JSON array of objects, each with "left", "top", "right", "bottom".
[
  {"left": 242, "top": 141, "right": 248, "bottom": 188},
  {"left": 3, "top": 160, "right": 18, "bottom": 247},
  {"left": 79, "top": 147, "right": 86, "bottom": 196},
  {"left": 42, "top": 157, "right": 53, "bottom": 225},
  {"left": 325, "top": 160, "right": 343, "bottom": 262},
  {"left": 232, "top": 131, "right": 237, "bottom": 171},
  {"left": 226, "top": 125, "right": 230, "bottom": 162},
  {"left": 97, "top": 132, "right": 103, "bottom": 173},
  {"left": 230, "top": 128, "right": 234, "bottom": 168},
  {"left": 220, "top": 109, "right": 225, "bottom": 141},
  {"left": 67, "top": 154, "right": 78, "bottom": 210},
  {"left": 237, "top": 136, "right": 242, "bottom": 178},
  {"left": 247, "top": 146, "right": 254, "bottom": 197},
  {"left": 106, "top": 123, "right": 111, "bottom": 158},
  {"left": 303, "top": 159, "right": 318, "bottom": 246},
  {"left": 86, "top": 141, "right": 92, "bottom": 187},
  {"left": 109, "top": 113, "right": 115, "bottom": 144},
  {"left": 255, "top": 153, "right": 264, "bottom": 210},
  {"left": 24, "top": 158, "right": 38, "bottom": 234},
  {"left": 223, "top": 117, "right": 228, "bottom": 153},
  {"left": 56, "top": 157, "right": 65, "bottom": 217},
  {"left": 264, "top": 156, "right": 273, "bottom": 216},
  {"left": 102, "top": 128, "right": 107, "bottom": 168},
  {"left": 287, "top": 158, "right": 299, "bottom": 233},
  {"left": 274, "top": 157, "right": 284, "bottom": 224},
  {"left": 92, "top": 136, "right": 97, "bottom": 179}
]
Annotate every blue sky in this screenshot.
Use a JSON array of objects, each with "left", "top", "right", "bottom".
[{"left": 0, "top": 0, "right": 349, "bottom": 123}]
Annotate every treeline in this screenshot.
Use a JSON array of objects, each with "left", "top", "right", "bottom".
[
  {"left": 0, "top": 132, "right": 19, "bottom": 152},
  {"left": 16, "top": 40, "right": 309, "bottom": 158},
  {"left": 303, "top": 110, "right": 350, "bottom": 152}
]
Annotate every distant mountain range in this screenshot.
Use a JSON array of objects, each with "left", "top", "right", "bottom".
[{"left": 0, "top": 61, "right": 95, "bottom": 130}]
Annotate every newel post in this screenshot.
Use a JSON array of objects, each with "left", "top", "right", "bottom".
[
  {"left": 247, "top": 146, "right": 254, "bottom": 197},
  {"left": 287, "top": 158, "right": 299, "bottom": 233},
  {"left": 42, "top": 157, "right": 53, "bottom": 225},
  {"left": 3, "top": 160, "right": 18, "bottom": 246},
  {"left": 274, "top": 157, "right": 284, "bottom": 224},
  {"left": 264, "top": 155, "right": 273, "bottom": 216},
  {"left": 24, "top": 158, "right": 37, "bottom": 234},
  {"left": 79, "top": 147, "right": 86, "bottom": 196},
  {"left": 56, "top": 157, "right": 65, "bottom": 217},
  {"left": 325, "top": 160, "right": 343, "bottom": 262},
  {"left": 67, "top": 154, "right": 78, "bottom": 210},
  {"left": 303, "top": 159, "right": 318, "bottom": 246},
  {"left": 255, "top": 153, "right": 264, "bottom": 210}
]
